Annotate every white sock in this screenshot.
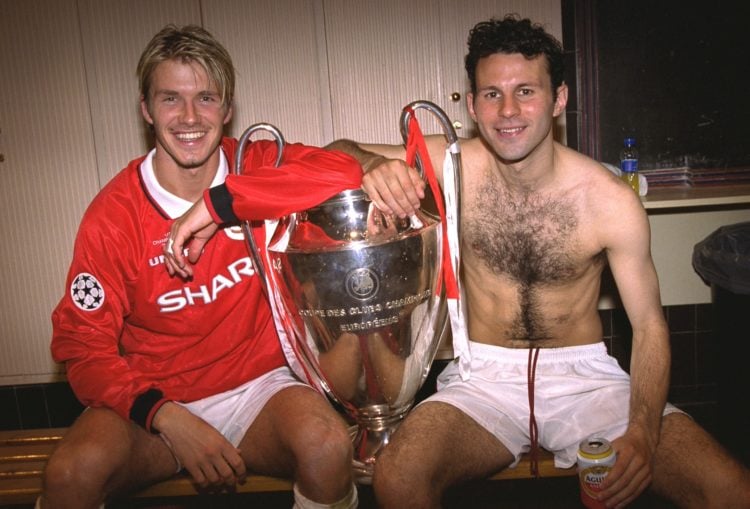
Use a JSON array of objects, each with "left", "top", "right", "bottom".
[{"left": 292, "top": 483, "right": 358, "bottom": 509}]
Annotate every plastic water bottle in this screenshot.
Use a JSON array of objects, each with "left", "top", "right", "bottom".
[{"left": 620, "top": 137, "right": 639, "bottom": 195}]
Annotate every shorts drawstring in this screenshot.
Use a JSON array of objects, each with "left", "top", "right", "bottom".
[{"left": 527, "top": 347, "right": 541, "bottom": 478}]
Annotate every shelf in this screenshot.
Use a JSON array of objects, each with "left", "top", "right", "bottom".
[{"left": 642, "top": 184, "right": 750, "bottom": 210}]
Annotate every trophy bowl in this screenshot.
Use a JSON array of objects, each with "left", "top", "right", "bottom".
[{"left": 265, "top": 189, "right": 447, "bottom": 482}]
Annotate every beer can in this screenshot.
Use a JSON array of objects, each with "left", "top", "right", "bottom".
[{"left": 577, "top": 437, "right": 616, "bottom": 509}]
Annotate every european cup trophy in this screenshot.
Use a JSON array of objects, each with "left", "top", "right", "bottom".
[{"left": 236, "top": 102, "right": 462, "bottom": 483}]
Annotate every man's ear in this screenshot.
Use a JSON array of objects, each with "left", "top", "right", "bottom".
[
  {"left": 467, "top": 92, "right": 477, "bottom": 122},
  {"left": 223, "top": 103, "right": 233, "bottom": 126},
  {"left": 553, "top": 83, "right": 568, "bottom": 118},
  {"left": 140, "top": 95, "right": 154, "bottom": 125}
]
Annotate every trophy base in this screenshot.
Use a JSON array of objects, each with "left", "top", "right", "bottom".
[
  {"left": 352, "top": 458, "right": 375, "bottom": 485},
  {"left": 349, "top": 421, "right": 401, "bottom": 484},
  {"left": 350, "top": 424, "right": 384, "bottom": 484}
]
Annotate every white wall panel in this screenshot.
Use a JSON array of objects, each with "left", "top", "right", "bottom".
[
  {"left": 324, "top": 0, "right": 445, "bottom": 144},
  {"left": 324, "top": 0, "right": 562, "bottom": 144},
  {"left": 204, "top": 0, "right": 331, "bottom": 146},
  {"left": 0, "top": 0, "right": 99, "bottom": 384},
  {"left": 78, "top": 0, "right": 202, "bottom": 184},
  {"left": 436, "top": 0, "right": 564, "bottom": 140}
]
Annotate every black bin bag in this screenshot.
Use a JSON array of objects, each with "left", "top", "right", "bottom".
[
  {"left": 693, "top": 221, "right": 750, "bottom": 465},
  {"left": 693, "top": 221, "right": 750, "bottom": 295}
]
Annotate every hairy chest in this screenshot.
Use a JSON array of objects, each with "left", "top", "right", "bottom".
[{"left": 464, "top": 183, "right": 588, "bottom": 285}]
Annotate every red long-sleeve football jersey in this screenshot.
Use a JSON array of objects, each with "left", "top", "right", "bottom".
[{"left": 51, "top": 137, "right": 361, "bottom": 429}]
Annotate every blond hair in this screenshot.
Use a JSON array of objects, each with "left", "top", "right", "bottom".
[{"left": 137, "top": 24, "right": 235, "bottom": 107}]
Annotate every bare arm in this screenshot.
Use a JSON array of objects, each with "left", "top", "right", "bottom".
[
  {"left": 598, "top": 186, "right": 670, "bottom": 507},
  {"left": 165, "top": 142, "right": 362, "bottom": 278},
  {"left": 326, "top": 138, "right": 433, "bottom": 217},
  {"left": 152, "top": 402, "right": 246, "bottom": 487},
  {"left": 326, "top": 139, "right": 398, "bottom": 172}
]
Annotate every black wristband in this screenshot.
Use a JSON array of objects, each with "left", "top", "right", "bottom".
[
  {"left": 208, "top": 184, "right": 237, "bottom": 224},
  {"left": 130, "top": 388, "right": 164, "bottom": 432}
]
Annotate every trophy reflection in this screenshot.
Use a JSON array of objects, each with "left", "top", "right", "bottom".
[
  {"left": 266, "top": 190, "right": 447, "bottom": 482},
  {"left": 242, "top": 101, "right": 461, "bottom": 483}
]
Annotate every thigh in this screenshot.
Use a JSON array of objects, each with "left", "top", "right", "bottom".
[
  {"left": 238, "top": 385, "right": 349, "bottom": 476},
  {"left": 52, "top": 407, "right": 178, "bottom": 494},
  {"left": 651, "top": 412, "right": 750, "bottom": 506},
  {"left": 380, "top": 401, "right": 515, "bottom": 486}
]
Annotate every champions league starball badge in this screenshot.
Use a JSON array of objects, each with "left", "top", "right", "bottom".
[{"left": 70, "top": 273, "right": 105, "bottom": 311}]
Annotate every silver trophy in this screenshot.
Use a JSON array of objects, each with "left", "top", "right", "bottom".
[{"left": 236, "top": 102, "right": 461, "bottom": 483}]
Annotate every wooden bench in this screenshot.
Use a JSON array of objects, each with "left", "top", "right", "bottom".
[{"left": 0, "top": 427, "right": 575, "bottom": 506}]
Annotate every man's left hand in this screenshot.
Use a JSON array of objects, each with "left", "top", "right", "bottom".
[{"left": 597, "top": 429, "right": 656, "bottom": 508}]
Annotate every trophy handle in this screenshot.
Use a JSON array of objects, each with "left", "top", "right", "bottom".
[
  {"left": 399, "top": 101, "right": 462, "bottom": 241},
  {"left": 398, "top": 100, "right": 465, "bottom": 357},
  {"left": 233, "top": 123, "right": 286, "bottom": 289}
]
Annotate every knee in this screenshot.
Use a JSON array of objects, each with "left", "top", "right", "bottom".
[
  {"left": 43, "top": 441, "right": 112, "bottom": 499},
  {"left": 373, "top": 443, "right": 438, "bottom": 509},
  {"left": 373, "top": 471, "right": 437, "bottom": 509},
  {"left": 372, "top": 459, "right": 409, "bottom": 507},
  {"left": 289, "top": 417, "right": 354, "bottom": 503},
  {"left": 294, "top": 417, "right": 353, "bottom": 477},
  {"left": 372, "top": 444, "right": 401, "bottom": 489}
]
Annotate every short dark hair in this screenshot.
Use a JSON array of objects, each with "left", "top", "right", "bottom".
[{"left": 465, "top": 14, "right": 565, "bottom": 97}]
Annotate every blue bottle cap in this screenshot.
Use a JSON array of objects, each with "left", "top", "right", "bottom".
[{"left": 624, "top": 137, "right": 636, "bottom": 147}]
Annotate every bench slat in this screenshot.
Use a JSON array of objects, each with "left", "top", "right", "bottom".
[
  {"left": 0, "top": 443, "right": 58, "bottom": 464},
  {"left": 490, "top": 460, "right": 575, "bottom": 480},
  {"left": 0, "top": 428, "right": 66, "bottom": 447},
  {"left": 0, "top": 427, "right": 575, "bottom": 505},
  {"left": 0, "top": 476, "right": 43, "bottom": 505},
  {"left": 0, "top": 461, "right": 46, "bottom": 479},
  {"left": 134, "top": 475, "right": 293, "bottom": 498}
]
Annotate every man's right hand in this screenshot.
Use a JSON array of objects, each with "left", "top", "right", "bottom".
[
  {"left": 152, "top": 402, "right": 246, "bottom": 489},
  {"left": 361, "top": 158, "right": 425, "bottom": 218},
  {"left": 164, "top": 198, "right": 219, "bottom": 279}
]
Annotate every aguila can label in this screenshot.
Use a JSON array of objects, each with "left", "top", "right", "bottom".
[{"left": 577, "top": 437, "right": 616, "bottom": 509}]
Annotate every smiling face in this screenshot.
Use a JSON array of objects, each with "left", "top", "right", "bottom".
[
  {"left": 468, "top": 53, "right": 566, "bottom": 165},
  {"left": 140, "top": 59, "right": 232, "bottom": 175}
]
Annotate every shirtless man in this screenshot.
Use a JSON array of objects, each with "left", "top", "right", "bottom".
[{"left": 327, "top": 15, "right": 750, "bottom": 509}]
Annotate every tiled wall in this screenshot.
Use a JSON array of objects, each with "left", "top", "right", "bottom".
[
  {"left": 0, "top": 304, "right": 719, "bottom": 433},
  {"left": 0, "top": 380, "right": 84, "bottom": 431},
  {"left": 603, "top": 303, "right": 720, "bottom": 434}
]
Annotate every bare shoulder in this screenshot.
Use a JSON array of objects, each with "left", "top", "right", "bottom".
[
  {"left": 456, "top": 137, "right": 489, "bottom": 162},
  {"left": 421, "top": 134, "right": 471, "bottom": 162},
  {"left": 557, "top": 145, "right": 648, "bottom": 245},
  {"left": 452, "top": 137, "right": 494, "bottom": 182},
  {"left": 559, "top": 145, "right": 640, "bottom": 212},
  {"left": 558, "top": 144, "right": 612, "bottom": 182}
]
